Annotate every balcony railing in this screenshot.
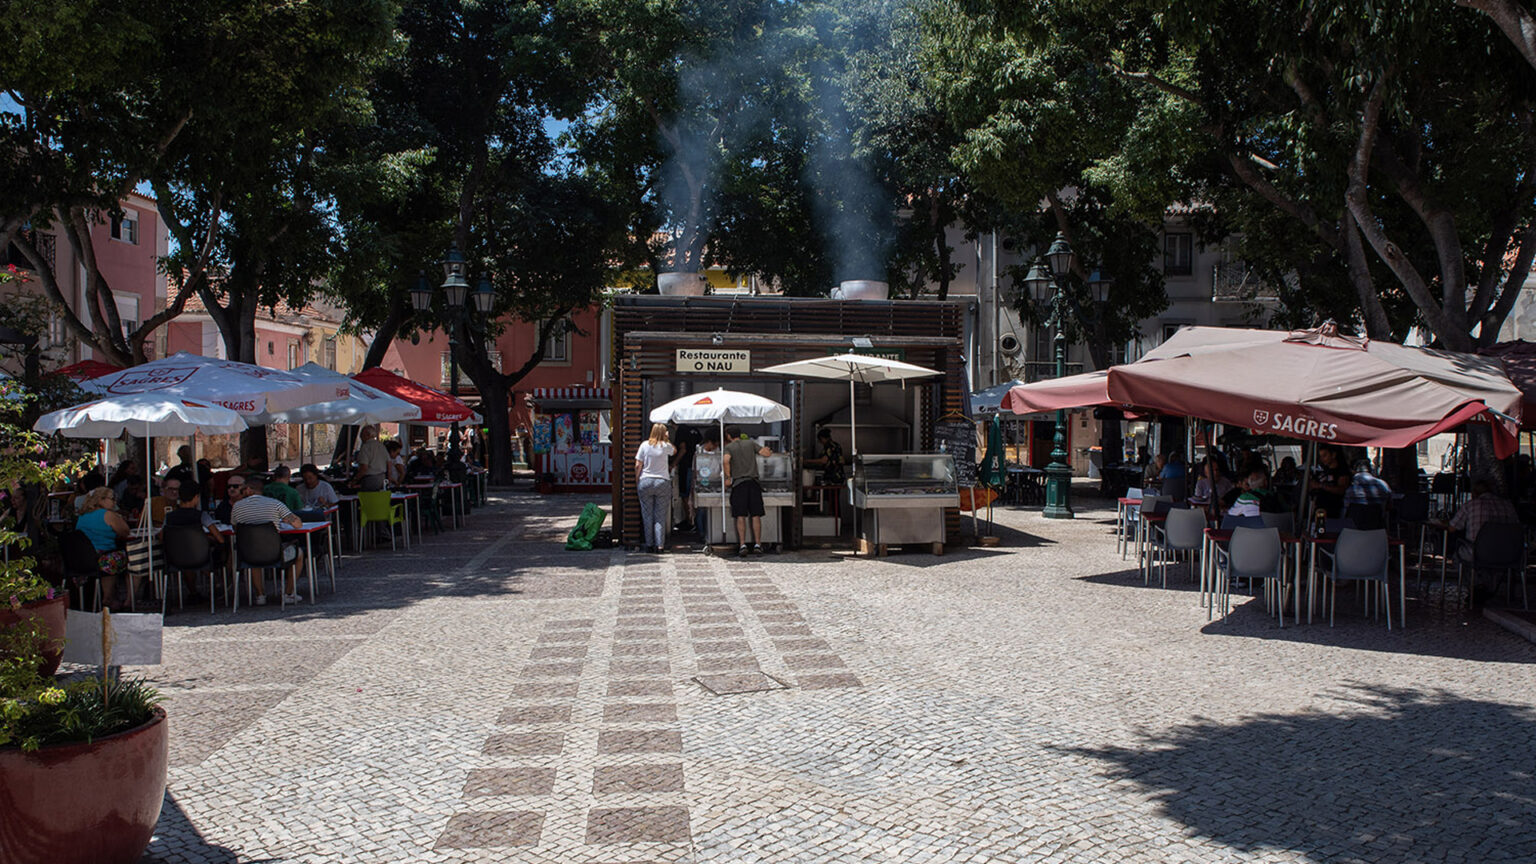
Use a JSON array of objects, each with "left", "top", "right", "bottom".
[
  {"left": 5, "top": 230, "right": 56, "bottom": 273},
  {"left": 1212, "top": 260, "right": 1279, "bottom": 301}
]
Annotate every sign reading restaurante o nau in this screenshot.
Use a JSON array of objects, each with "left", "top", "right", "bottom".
[{"left": 675, "top": 348, "right": 751, "bottom": 374}]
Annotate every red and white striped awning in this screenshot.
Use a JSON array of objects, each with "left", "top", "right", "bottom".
[{"left": 528, "top": 386, "right": 610, "bottom": 409}]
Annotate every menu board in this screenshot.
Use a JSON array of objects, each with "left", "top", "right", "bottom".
[{"left": 934, "top": 421, "right": 978, "bottom": 486}]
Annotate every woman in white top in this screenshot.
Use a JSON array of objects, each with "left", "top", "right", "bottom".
[{"left": 634, "top": 423, "right": 675, "bottom": 553}]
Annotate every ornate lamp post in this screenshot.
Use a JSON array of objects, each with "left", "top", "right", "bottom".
[
  {"left": 1023, "top": 232, "right": 1109, "bottom": 519},
  {"left": 410, "top": 244, "right": 494, "bottom": 462}
]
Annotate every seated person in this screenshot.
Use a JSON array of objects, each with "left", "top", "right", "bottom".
[
  {"left": 263, "top": 466, "right": 304, "bottom": 513},
  {"left": 1343, "top": 459, "right": 1392, "bottom": 509},
  {"left": 1226, "top": 469, "right": 1273, "bottom": 519},
  {"left": 214, "top": 474, "right": 248, "bottom": 524},
  {"left": 229, "top": 483, "right": 305, "bottom": 606},
  {"left": 407, "top": 449, "right": 438, "bottom": 479},
  {"left": 147, "top": 477, "right": 181, "bottom": 526},
  {"left": 161, "top": 483, "right": 228, "bottom": 592},
  {"left": 385, "top": 440, "right": 406, "bottom": 487},
  {"left": 1191, "top": 458, "right": 1233, "bottom": 505},
  {"left": 75, "top": 486, "right": 131, "bottom": 610},
  {"left": 118, "top": 474, "right": 148, "bottom": 520},
  {"left": 296, "top": 463, "right": 339, "bottom": 519}
]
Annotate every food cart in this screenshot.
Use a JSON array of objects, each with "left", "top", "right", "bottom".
[
  {"left": 693, "top": 446, "right": 795, "bottom": 550},
  {"left": 528, "top": 387, "right": 611, "bottom": 492},
  {"left": 851, "top": 453, "right": 960, "bottom": 555}
]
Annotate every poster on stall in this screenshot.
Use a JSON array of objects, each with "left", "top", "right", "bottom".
[
  {"left": 579, "top": 411, "right": 599, "bottom": 450},
  {"left": 532, "top": 417, "right": 552, "bottom": 454},
  {"left": 553, "top": 413, "right": 575, "bottom": 453}
]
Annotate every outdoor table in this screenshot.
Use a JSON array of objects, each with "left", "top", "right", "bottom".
[
  {"left": 405, "top": 482, "right": 463, "bottom": 530},
  {"left": 216, "top": 520, "right": 335, "bottom": 606},
  {"left": 1202, "top": 527, "right": 1304, "bottom": 624},
  {"left": 1139, "top": 512, "right": 1167, "bottom": 583},
  {"left": 392, "top": 491, "right": 421, "bottom": 545},
  {"left": 1305, "top": 533, "right": 1408, "bottom": 626},
  {"left": 337, "top": 494, "right": 361, "bottom": 553}
]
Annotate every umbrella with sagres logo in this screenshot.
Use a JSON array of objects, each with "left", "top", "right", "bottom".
[
  {"left": 34, "top": 391, "right": 247, "bottom": 438},
  {"left": 78, "top": 352, "right": 336, "bottom": 417},
  {"left": 1008, "top": 324, "right": 1523, "bottom": 456}
]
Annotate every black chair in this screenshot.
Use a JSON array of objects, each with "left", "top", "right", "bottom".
[
  {"left": 1460, "top": 522, "right": 1528, "bottom": 609},
  {"left": 162, "top": 524, "right": 224, "bottom": 614},
  {"left": 59, "top": 529, "right": 107, "bottom": 612},
  {"left": 1345, "top": 502, "right": 1386, "bottom": 531},
  {"left": 233, "top": 523, "right": 285, "bottom": 610}
]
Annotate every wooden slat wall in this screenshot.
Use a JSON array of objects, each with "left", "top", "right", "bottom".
[{"left": 611, "top": 296, "right": 966, "bottom": 546}]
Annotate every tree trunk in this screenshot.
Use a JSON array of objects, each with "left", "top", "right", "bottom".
[{"left": 478, "top": 383, "right": 514, "bottom": 486}]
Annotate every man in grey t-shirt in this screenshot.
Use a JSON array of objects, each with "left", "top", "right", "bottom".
[{"left": 722, "top": 426, "right": 771, "bottom": 555}]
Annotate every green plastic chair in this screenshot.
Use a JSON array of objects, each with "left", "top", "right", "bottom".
[{"left": 357, "top": 490, "right": 405, "bottom": 550}]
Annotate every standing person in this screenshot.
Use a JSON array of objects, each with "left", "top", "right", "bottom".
[
  {"left": 164, "top": 445, "right": 198, "bottom": 489},
  {"left": 353, "top": 425, "right": 389, "bottom": 491},
  {"left": 722, "top": 426, "right": 772, "bottom": 556},
  {"left": 805, "top": 427, "right": 846, "bottom": 486},
  {"left": 1309, "top": 446, "right": 1349, "bottom": 518},
  {"left": 672, "top": 424, "right": 702, "bottom": 531},
  {"left": 634, "top": 423, "right": 675, "bottom": 553}
]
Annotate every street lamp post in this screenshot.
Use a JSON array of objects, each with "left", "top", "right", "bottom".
[
  {"left": 1023, "top": 232, "right": 1109, "bottom": 520},
  {"left": 410, "top": 244, "right": 494, "bottom": 464}
]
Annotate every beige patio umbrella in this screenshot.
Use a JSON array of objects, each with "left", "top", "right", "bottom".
[{"left": 758, "top": 352, "right": 942, "bottom": 455}]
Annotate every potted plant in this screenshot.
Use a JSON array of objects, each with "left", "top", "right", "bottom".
[
  {"left": 0, "top": 620, "right": 167, "bottom": 864},
  {"left": 0, "top": 530, "right": 67, "bottom": 675}
]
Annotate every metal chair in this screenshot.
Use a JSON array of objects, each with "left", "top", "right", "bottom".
[
  {"left": 1458, "top": 523, "right": 1527, "bottom": 610},
  {"left": 162, "top": 524, "right": 226, "bottom": 614},
  {"left": 1150, "top": 507, "right": 1206, "bottom": 588},
  {"left": 1320, "top": 528, "right": 1394, "bottom": 629}
]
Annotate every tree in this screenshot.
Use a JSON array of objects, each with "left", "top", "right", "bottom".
[{"left": 328, "top": 0, "right": 621, "bottom": 484}]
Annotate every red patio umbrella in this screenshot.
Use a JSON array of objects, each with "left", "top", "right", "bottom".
[
  {"left": 1009, "top": 324, "right": 1522, "bottom": 457},
  {"left": 49, "top": 359, "right": 124, "bottom": 381},
  {"left": 351, "top": 367, "right": 480, "bottom": 425}
]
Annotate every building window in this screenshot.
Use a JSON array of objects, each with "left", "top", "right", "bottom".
[
  {"left": 323, "top": 336, "right": 337, "bottom": 370},
  {"left": 542, "top": 318, "right": 570, "bottom": 362},
  {"left": 109, "top": 210, "right": 139, "bottom": 245},
  {"left": 1163, "top": 232, "right": 1193, "bottom": 276},
  {"left": 287, "top": 341, "right": 300, "bottom": 369}
]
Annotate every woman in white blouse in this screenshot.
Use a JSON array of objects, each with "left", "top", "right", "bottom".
[{"left": 634, "top": 423, "right": 675, "bottom": 553}]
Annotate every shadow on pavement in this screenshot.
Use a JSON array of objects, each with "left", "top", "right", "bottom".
[
  {"left": 1061, "top": 684, "right": 1536, "bottom": 863},
  {"left": 140, "top": 791, "right": 257, "bottom": 863}
]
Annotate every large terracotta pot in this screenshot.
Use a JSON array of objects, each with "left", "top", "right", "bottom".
[
  {"left": 0, "top": 707, "right": 168, "bottom": 864},
  {"left": 0, "top": 594, "right": 68, "bottom": 676}
]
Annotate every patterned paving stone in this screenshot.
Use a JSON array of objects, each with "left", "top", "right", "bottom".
[
  {"left": 609, "top": 659, "right": 671, "bottom": 676},
  {"left": 520, "top": 661, "right": 585, "bottom": 678},
  {"left": 694, "top": 672, "right": 790, "bottom": 695},
  {"left": 592, "top": 764, "right": 687, "bottom": 796},
  {"left": 685, "top": 613, "right": 738, "bottom": 624},
  {"left": 761, "top": 624, "right": 814, "bottom": 636},
  {"left": 546, "top": 619, "right": 594, "bottom": 630},
  {"left": 511, "top": 681, "right": 581, "bottom": 699},
  {"left": 688, "top": 626, "right": 745, "bottom": 639},
  {"left": 536, "top": 631, "right": 590, "bottom": 645},
  {"left": 434, "top": 811, "right": 544, "bottom": 848},
  {"left": 755, "top": 612, "right": 805, "bottom": 623},
  {"left": 463, "top": 767, "right": 557, "bottom": 797},
  {"left": 586, "top": 806, "right": 691, "bottom": 844},
  {"left": 528, "top": 644, "right": 589, "bottom": 660},
  {"left": 612, "top": 642, "right": 669, "bottom": 657},
  {"left": 695, "top": 655, "right": 761, "bottom": 673},
  {"left": 602, "top": 703, "right": 678, "bottom": 723},
  {"left": 483, "top": 732, "right": 566, "bottom": 756},
  {"left": 496, "top": 705, "right": 573, "bottom": 724},
  {"left": 773, "top": 638, "right": 832, "bottom": 652},
  {"left": 795, "top": 673, "right": 864, "bottom": 689},
  {"left": 607, "top": 679, "right": 676, "bottom": 698},
  {"left": 780, "top": 653, "right": 847, "bottom": 670},
  {"left": 614, "top": 629, "right": 669, "bottom": 642},
  {"left": 693, "top": 640, "right": 753, "bottom": 655},
  {"left": 597, "top": 730, "right": 684, "bottom": 754}
]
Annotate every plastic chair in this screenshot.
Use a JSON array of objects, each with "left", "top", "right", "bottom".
[
  {"left": 1215, "top": 526, "right": 1283, "bottom": 622},
  {"left": 234, "top": 523, "right": 284, "bottom": 610},
  {"left": 1150, "top": 507, "right": 1206, "bottom": 588},
  {"left": 1320, "top": 528, "right": 1394, "bottom": 628},
  {"left": 1260, "top": 511, "right": 1295, "bottom": 535},
  {"left": 358, "top": 490, "right": 405, "bottom": 550},
  {"left": 1118, "top": 487, "right": 1144, "bottom": 557},
  {"left": 1134, "top": 495, "right": 1170, "bottom": 571},
  {"left": 59, "top": 529, "right": 106, "bottom": 612},
  {"left": 162, "top": 524, "right": 225, "bottom": 614},
  {"left": 1459, "top": 523, "right": 1527, "bottom": 610}
]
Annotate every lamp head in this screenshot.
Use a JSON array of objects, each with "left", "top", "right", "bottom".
[
  {"left": 1023, "top": 262, "right": 1052, "bottom": 304},
  {"left": 472, "top": 275, "right": 494, "bottom": 315},
  {"left": 441, "top": 244, "right": 469, "bottom": 309},
  {"left": 410, "top": 271, "right": 433, "bottom": 313},
  {"left": 1046, "top": 232, "right": 1074, "bottom": 277}
]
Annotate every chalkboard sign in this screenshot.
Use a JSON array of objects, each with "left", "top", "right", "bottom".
[{"left": 934, "top": 421, "right": 978, "bottom": 486}]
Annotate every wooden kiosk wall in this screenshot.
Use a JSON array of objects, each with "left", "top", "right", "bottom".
[{"left": 611, "top": 295, "right": 967, "bottom": 547}]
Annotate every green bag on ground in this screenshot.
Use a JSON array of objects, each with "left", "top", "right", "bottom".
[{"left": 565, "top": 503, "right": 608, "bottom": 551}]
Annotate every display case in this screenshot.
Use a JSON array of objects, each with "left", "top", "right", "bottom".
[
  {"left": 694, "top": 450, "right": 723, "bottom": 495},
  {"left": 693, "top": 450, "right": 795, "bottom": 549},
  {"left": 852, "top": 453, "right": 958, "bottom": 552},
  {"left": 756, "top": 452, "right": 794, "bottom": 493},
  {"left": 852, "top": 454, "right": 960, "bottom": 508}
]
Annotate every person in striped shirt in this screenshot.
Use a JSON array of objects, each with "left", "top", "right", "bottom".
[{"left": 231, "top": 484, "right": 305, "bottom": 605}]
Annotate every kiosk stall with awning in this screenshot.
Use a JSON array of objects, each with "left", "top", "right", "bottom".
[{"left": 527, "top": 386, "right": 611, "bottom": 491}]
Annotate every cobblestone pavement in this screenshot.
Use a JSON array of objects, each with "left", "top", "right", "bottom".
[{"left": 133, "top": 487, "right": 1536, "bottom": 863}]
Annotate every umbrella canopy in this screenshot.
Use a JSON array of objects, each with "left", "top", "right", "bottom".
[
  {"left": 1007, "top": 324, "right": 1522, "bottom": 456},
  {"left": 759, "top": 352, "right": 941, "bottom": 454},
  {"left": 1479, "top": 341, "right": 1536, "bottom": 428},
  {"left": 49, "top": 359, "right": 124, "bottom": 381},
  {"left": 253, "top": 363, "right": 421, "bottom": 425},
  {"left": 969, "top": 379, "right": 1025, "bottom": 415},
  {"left": 34, "top": 393, "right": 247, "bottom": 438},
  {"left": 352, "top": 367, "right": 481, "bottom": 425},
  {"left": 648, "top": 389, "right": 792, "bottom": 425},
  {"left": 79, "top": 352, "right": 335, "bottom": 417}
]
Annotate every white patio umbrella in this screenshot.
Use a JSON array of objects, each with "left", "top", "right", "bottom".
[
  {"left": 250, "top": 363, "right": 421, "bottom": 466},
  {"left": 758, "top": 352, "right": 941, "bottom": 455},
  {"left": 649, "top": 389, "right": 792, "bottom": 544},
  {"left": 35, "top": 393, "right": 248, "bottom": 594},
  {"left": 79, "top": 352, "right": 336, "bottom": 417}
]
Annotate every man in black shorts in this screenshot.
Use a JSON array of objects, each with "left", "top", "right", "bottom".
[{"left": 722, "top": 426, "right": 772, "bottom": 555}]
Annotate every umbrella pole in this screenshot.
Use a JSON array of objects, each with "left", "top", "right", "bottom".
[
  {"left": 719, "top": 417, "right": 728, "bottom": 547},
  {"left": 145, "top": 435, "right": 154, "bottom": 610},
  {"left": 1297, "top": 440, "right": 1317, "bottom": 525},
  {"left": 849, "top": 378, "right": 857, "bottom": 457}
]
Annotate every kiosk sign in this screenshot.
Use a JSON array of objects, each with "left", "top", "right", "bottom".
[{"left": 676, "top": 349, "right": 750, "bottom": 373}]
